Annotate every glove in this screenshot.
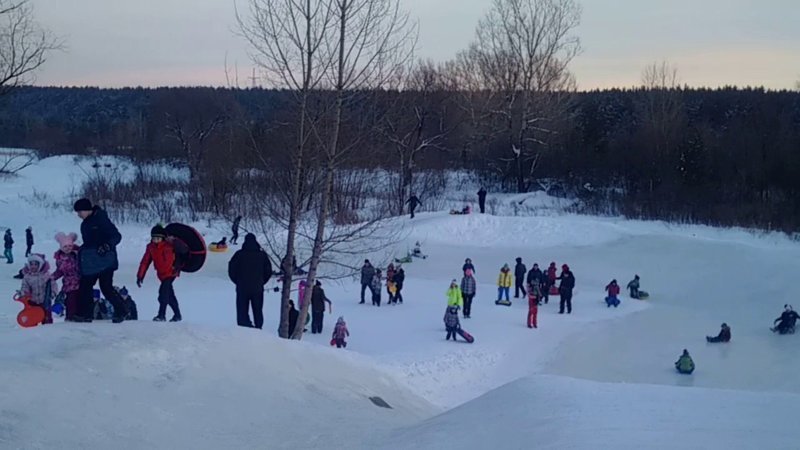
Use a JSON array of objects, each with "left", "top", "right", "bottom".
[
  {"left": 97, "top": 243, "right": 111, "bottom": 256},
  {"left": 136, "top": 278, "right": 143, "bottom": 288}
]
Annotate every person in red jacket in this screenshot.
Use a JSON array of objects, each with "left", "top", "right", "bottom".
[
  {"left": 605, "top": 279, "right": 621, "bottom": 307},
  {"left": 137, "top": 225, "right": 189, "bottom": 322},
  {"left": 527, "top": 283, "right": 540, "bottom": 328}
]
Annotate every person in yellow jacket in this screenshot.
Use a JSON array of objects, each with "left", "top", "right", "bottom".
[
  {"left": 496, "top": 264, "right": 513, "bottom": 305},
  {"left": 447, "top": 279, "right": 463, "bottom": 309}
]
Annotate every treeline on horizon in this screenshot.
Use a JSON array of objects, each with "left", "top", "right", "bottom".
[{"left": 1, "top": 85, "right": 799, "bottom": 231}]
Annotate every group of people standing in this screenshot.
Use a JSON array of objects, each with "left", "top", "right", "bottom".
[
  {"left": 3, "top": 226, "right": 35, "bottom": 265},
  {"left": 359, "top": 260, "right": 406, "bottom": 307}
]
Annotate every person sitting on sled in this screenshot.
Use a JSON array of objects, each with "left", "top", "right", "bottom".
[
  {"left": 413, "top": 241, "right": 422, "bottom": 257},
  {"left": 627, "top": 275, "right": 642, "bottom": 299},
  {"left": 707, "top": 323, "right": 731, "bottom": 343},
  {"left": 212, "top": 237, "right": 228, "bottom": 247},
  {"left": 20, "top": 253, "right": 54, "bottom": 324},
  {"left": 675, "top": 349, "right": 695, "bottom": 374},
  {"left": 444, "top": 305, "right": 461, "bottom": 341},
  {"left": 605, "top": 279, "right": 621, "bottom": 307},
  {"left": 772, "top": 305, "right": 800, "bottom": 334},
  {"left": 331, "top": 316, "right": 350, "bottom": 348}
]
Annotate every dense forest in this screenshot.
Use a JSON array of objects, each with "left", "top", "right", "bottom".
[{"left": 1, "top": 85, "right": 799, "bottom": 231}]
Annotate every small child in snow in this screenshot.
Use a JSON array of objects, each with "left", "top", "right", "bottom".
[
  {"left": 605, "top": 279, "right": 621, "bottom": 307},
  {"left": 331, "top": 316, "right": 350, "bottom": 348},
  {"left": 527, "top": 283, "right": 540, "bottom": 328},
  {"left": 370, "top": 269, "right": 383, "bottom": 307},
  {"left": 675, "top": 349, "right": 695, "bottom": 374},
  {"left": 444, "top": 305, "right": 461, "bottom": 341},
  {"left": 51, "top": 232, "right": 81, "bottom": 321},
  {"left": 20, "top": 253, "right": 53, "bottom": 324}
]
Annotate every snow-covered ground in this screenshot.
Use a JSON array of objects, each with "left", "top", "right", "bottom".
[{"left": 2, "top": 155, "right": 800, "bottom": 449}]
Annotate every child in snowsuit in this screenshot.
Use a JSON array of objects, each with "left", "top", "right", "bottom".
[
  {"left": 707, "top": 323, "right": 731, "bottom": 343},
  {"left": 460, "top": 269, "right": 476, "bottom": 318},
  {"left": 497, "top": 264, "right": 512, "bottom": 303},
  {"left": 675, "top": 349, "right": 695, "bottom": 374},
  {"left": 332, "top": 316, "right": 350, "bottom": 348},
  {"left": 20, "top": 253, "right": 53, "bottom": 324},
  {"left": 370, "top": 269, "right": 382, "bottom": 307},
  {"left": 527, "top": 283, "right": 540, "bottom": 328},
  {"left": 627, "top": 275, "right": 641, "bottom": 299},
  {"left": 605, "top": 279, "right": 621, "bottom": 307},
  {"left": 3, "top": 229, "right": 13, "bottom": 264},
  {"left": 444, "top": 305, "right": 461, "bottom": 341},
  {"left": 136, "top": 225, "right": 189, "bottom": 322},
  {"left": 51, "top": 232, "right": 81, "bottom": 321},
  {"left": 447, "top": 279, "right": 463, "bottom": 310}
]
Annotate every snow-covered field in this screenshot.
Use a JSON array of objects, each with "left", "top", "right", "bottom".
[{"left": 2, "top": 155, "right": 800, "bottom": 449}]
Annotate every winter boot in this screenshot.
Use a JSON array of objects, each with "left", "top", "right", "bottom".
[
  {"left": 153, "top": 316, "right": 166, "bottom": 322},
  {"left": 169, "top": 315, "right": 182, "bottom": 323}
]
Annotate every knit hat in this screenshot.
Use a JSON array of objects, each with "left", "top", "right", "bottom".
[
  {"left": 26, "top": 253, "right": 44, "bottom": 269},
  {"left": 73, "top": 198, "right": 93, "bottom": 212},
  {"left": 337, "top": 316, "right": 345, "bottom": 324},
  {"left": 55, "top": 232, "right": 78, "bottom": 252},
  {"left": 150, "top": 225, "right": 167, "bottom": 238}
]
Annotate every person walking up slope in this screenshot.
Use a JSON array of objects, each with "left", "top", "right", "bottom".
[
  {"left": 460, "top": 269, "right": 476, "bottom": 318},
  {"left": 137, "top": 225, "right": 189, "bottom": 322},
  {"left": 331, "top": 316, "right": 349, "bottom": 348},
  {"left": 495, "top": 264, "right": 513, "bottom": 306},
  {"left": 406, "top": 194, "right": 422, "bottom": 218},
  {"left": 25, "top": 227, "right": 34, "bottom": 257},
  {"left": 4, "top": 229, "right": 13, "bottom": 264},
  {"left": 228, "top": 233, "right": 273, "bottom": 329},
  {"left": 514, "top": 257, "right": 527, "bottom": 298},
  {"left": 51, "top": 232, "right": 81, "bottom": 321}
]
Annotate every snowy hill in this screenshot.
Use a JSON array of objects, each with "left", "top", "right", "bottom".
[{"left": 2, "top": 155, "right": 800, "bottom": 449}]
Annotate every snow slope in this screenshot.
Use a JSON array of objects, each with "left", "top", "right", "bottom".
[{"left": 2, "top": 155, "right": 800, "bottom": 449}]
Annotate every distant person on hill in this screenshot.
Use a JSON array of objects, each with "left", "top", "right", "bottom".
[
  {"left": 557, "top": 264, "right": 575, "bottom": 314},
  {"left": 231, "top": 215, "right": 242, "bottom": 245},
  {"left": 228, "top": 233, "right": 273, "bottom": 329},
  {"left": 311, "top": 280, "right": 333, "bottom": 334},
  {"left": 627, "top": 275, "right": 641, "bottom": 299},
  {"left": 4, "top": 229, "right": 14, "bottom": 264},
  {"left": 772, "top": 305, "right": 800, "bottom": 334},
  {"left": 25, "top": 226, "right": 34, "bottom": 257},
  {"left": 462, "top": 258, "right": 475, "bottom": 275},
  {"left": 359, "top": 259, "right": 375, "bottom": 304},
  {"left": 706, "top": 323, "right": 731, "bottom": 343},
  {"left": 444, "top": 305, "right": 462, "bottom": 341},
  {"left": 514, "top": 257, "right": 527, "bottom": 298},
  {"left": 675, "top": 349, "right": 695, "bottom": 374},
  {"left": 460, "top": 269, "right": 476, "bottom": 318},
  {"left": 477, "top": 187, "right": 487, "bottom": 214},
  {"left": 331, "top": 316, "right": 350, "bottom": 348},
  {"left": 406, "top": 194, "right": 422, "bottom": 219},
  {"left": 605, "top": 279, "right": 621, "bottom": 307}
]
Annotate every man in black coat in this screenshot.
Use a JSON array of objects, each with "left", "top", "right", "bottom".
[
  {"left": 359, "top": 259, "right": 375, "bottom": 304},
  {"left": 310, "top": 281, "right": 332, "bottom": 334},
  {"left": 406, "top": 194, "right": 422, "bottom": 219},
  {"left": 477, "top": 188, "right": 487, "bottom": 214},
  {"left": 287, "top": 300, "right": 300, "bottom": 338},
  {"left": 393, "top": 267, "right": 405, "bottom": 304},
  {"left": 558, "top": 268, "right": 576, "bottom": 314},
  {"left": 514, "top": 257, "right": 527, "bottom": 298},
  {"left": 231, "top": 215, "right": 242, "bottom": 245},
  {"left": 25, "top": 227, "right": 33, "bottom": 257},
  {"left": 73, "top": 198, "right": 127, "bottom": 323},
  {"left": 228, "top": 233, "right": 273, "bottom": 329}
]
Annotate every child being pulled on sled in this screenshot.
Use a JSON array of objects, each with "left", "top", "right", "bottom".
[
  {"left": 331, "top": 316, "right": 350, "bottom": 348},
  {"left": 21, "top": 253, "right": 54, "bottom": 324}
]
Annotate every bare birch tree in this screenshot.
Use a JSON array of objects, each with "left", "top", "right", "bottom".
[
  {"left": 0, "top": 0, "right": 59, "bottom": 96},
  {"left": 467, "top": 0, "right": 581, "bottom": 192}
]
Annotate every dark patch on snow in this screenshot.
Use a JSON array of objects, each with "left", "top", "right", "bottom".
[{"left": 369, "top": 396, "right": 392, "bottom": 409}]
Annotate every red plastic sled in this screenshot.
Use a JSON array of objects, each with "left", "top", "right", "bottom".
[
  {"left": 15, "top": 293, "right": 45, "bottom": 328},
  {"left": 549, "top": 285, "right": 560, "bottom": 296},
  {"left": 456, "top": 328, "right": 475, "bottom": 343},
  {"left": 165, "top": 223, "right": 207, "bottom": 273}
]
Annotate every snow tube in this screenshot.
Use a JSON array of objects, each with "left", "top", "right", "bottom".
[
  {"left": 165, "top": 223, "right": 206, "bottom": 273},
  {"left": 637, "top": 290, "right": 650, "bottom": 300},
  {"left": 209, "top": 243, "right": 228, "bottom": 253},
  {"left": 14, "top": 294, "right": 44, "bottom": 328}
]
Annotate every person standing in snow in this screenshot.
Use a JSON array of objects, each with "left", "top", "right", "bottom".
[
  {"left": 447, "top": 279, "right": 463, "bottom": 310},
  {"left": 4, "top": 229, "right": 13, "bottom": 264},
  {"left": 393, "top": 266, "right": 406, "bottom": 304},
  {"left": 514, "top": 257, "right": 527, "bottom": 298},
  {"left": 496, "top": 264, "right": 513, "bottom": 304},
  {"left": 20, "top": 253, "right": 54, "bottom": 324},
  {"left": 311, "top": 280, "right": 332, "bottom": 333},
  {"left": 25, "top": 226, "right": 34, "bottom": 257},
  {"left": 527, "top": 283, "right": 540, "bottom": 329},
  {"left": 605, "top": 279, "right": 621, "bottom": 308},
  {"left": 370, "top": 269, "right": 383, "bottom": 307},
  {"left": 287, "top": 299, "right": 300, "bottom": 337},
  {"left": 331, "top": 316, "right": 350, "bottom": 348},
  {"left": 477, "top": 187, "right": 487, "bottom": 214},
  {"left": 231, "top": 215, "right": 242, "bottom": 245},
  {"left": 443, "top": 305, "right": 461, "bottom": 341},
  {"left": 675, "top": 349, "right": 695, "bottom": 374},
  {"left": 406, "top": 194, "right": 422, "bottom": 219},
  {"left": 137, "top": 225, "right": 189, "bottom": 322},
  {"left": 51, "top": 232, "right": 81, "bottom": 322},
  {"left": 462, "top": 258, "right": 475, "bottom": 275},
  {"left": 359, "top": 259, "right": 375, "bottom": 304},
  {"left": 386, "top": 263, "right": 396, "bottom": 304},
  {"left": 526, "top": 263, "right": 543, "bottom": 289},
  {"left": 73, "top": 198, "right": 127, "bottom": 323},
  {"left": 228, "top": 233, "right": 273, "bottom": 329},
  {"left": 460, "top": 269, "right": 476, "bottom": 318},
  {"left": 557, "top": 264, "right": 575, "bottom": 314}
]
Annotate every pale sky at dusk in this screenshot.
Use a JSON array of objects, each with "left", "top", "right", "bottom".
[{"left": 30, "top": 0, "right": 800, "bottom": 90}]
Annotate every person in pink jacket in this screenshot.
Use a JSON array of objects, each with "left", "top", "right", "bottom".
[{"left": 51, "top": 232, "right": 81, "bottom": 321}]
